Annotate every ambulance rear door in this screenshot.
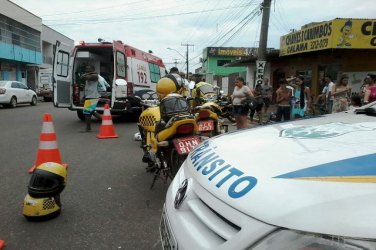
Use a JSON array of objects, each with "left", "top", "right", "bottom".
[
  {"left": 112, "top": 40, "right": 127, "bottom": 107},
  {"left": 53, "top": 40, "right": 72, "bottom": 108}
]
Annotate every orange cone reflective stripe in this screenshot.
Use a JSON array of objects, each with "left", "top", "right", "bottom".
[
  {"left": 97, "top": 104, "right": 118, "bottom": 139},
  {"left": 28, "top": 113, "right": 67, "bottom": 173}
]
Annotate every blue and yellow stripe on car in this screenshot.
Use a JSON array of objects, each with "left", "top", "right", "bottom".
[{"left": 274, "top": 154, "right": 376, "bottom": 183}]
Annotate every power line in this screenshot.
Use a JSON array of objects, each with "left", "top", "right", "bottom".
[
  {"left": 44, "top": 4, "right": 254, "bottom": 26},
  {"left": 44, "top": 0, "right": 205, "bottom": 21},
  {"left": 185, "top": 0, "right": 258, "bottom": 64},
  {"left": 220, "top": 9, "right": 261, "bottom": 46},
  {"left": 182, "top": 0, "right": 218, "bottom": 43},
  {"left": 212, "top": 4, "right": 261, "bottom": 46},
  {"left": 204, "top": 0, "right": 255, "bottom": 47},
  {"left": 40, "top": 0, "right": 152, "bottom": 17}
]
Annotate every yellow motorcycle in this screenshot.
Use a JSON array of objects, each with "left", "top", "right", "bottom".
[
  {"left": 191, "top": 82, "right": 228, "bottom": 138},
  {"left": 138, "top": 93, "right": 200, "bottom": 188}
]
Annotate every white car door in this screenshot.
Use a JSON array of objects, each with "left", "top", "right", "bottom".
[
  {"left": 11, "top": 82, "right": 24, "bottom": 103},
  {"left": 18, "top": 82, "right": 31, "bottom": 102}
]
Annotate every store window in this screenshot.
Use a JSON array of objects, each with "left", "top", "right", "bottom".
[
  {"left": 12, "top": 33, "right": 20, "bottom": 45},
  {"left": 217, "top": 60, "right": 231, "bottom": 66},
  {"left": 0, "top": 14, "right": 41, "bottom": 51}
]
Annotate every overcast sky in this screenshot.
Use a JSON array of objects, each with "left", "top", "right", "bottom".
[{"left": 10, "top": 0, "right": 376, "bottom": 72}]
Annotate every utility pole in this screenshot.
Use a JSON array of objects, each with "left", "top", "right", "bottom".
[
  {"left": 255, "top": 0, "right": 272, "bottom": 87},
  {"left": 181, "top": 43, "right": 194, "bottom": 79},
  {"left": 258, "top": 0, "right": 272, "bottom": 61}
]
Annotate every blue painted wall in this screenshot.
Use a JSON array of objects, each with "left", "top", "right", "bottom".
[{"left": 0, "top": 42, "right": 42, "bottom": 64}]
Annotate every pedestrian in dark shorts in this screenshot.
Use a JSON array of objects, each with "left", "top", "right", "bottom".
[{"left": 231, "top": 77, "right": 253, "bottom": 129}]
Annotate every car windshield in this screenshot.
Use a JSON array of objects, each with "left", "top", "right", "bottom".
[
  {"left": 18, "top": 82, "right": 27, "bottom": 88},
  {"left": 160, "top": 97, "right": 189, "bottom": 114}
]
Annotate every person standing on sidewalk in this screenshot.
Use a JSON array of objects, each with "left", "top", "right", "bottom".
[
  {"left": 81, "top": 65, "right": 101, "bottom": 132},
  {"left": 331, "top": 74, "right": 351, "bottom": 113},
  {"left": 288, "top": 75, "right": 311, "bottom": 118},
  {"left": 261, "top": 77, "right": 273, "bottom": 115},
  {"left": 363, "top": 73, "right": 376, "bottom": 104},
  {"left": 275, "top": 79, "right": 292, "bottom": 122},
  {"left": 249, "top": 84, "right": 264, "bottom": 124},
  {"left": 231, "top": 77, "right": 253, "bottom": 129}
]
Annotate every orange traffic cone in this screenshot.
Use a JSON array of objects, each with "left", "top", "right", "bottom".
[
  {"left": 0, "top": 240, "right": 4, "bottom": 250},
  {"left": 28, "top": 113, "right": 67, "bottom": 173},
  {"left": 97, "top": 104, "right": 118, "bottom": 139}
]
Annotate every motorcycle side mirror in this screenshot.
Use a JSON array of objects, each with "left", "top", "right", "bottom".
[{"left": 115, "top": 79, "right": 127, "bottom": 86}]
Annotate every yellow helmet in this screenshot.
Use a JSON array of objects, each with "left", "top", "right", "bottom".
[
  {"left": 23, "top": 194, "right": 62, "bottom": 221},
  {"left": 156, "top": 74, "right": 183, "bottom": 99},
  {"left": 28, "top": 162, "right": 67, "bottom": 198}
]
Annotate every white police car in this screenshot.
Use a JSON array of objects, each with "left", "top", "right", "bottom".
[{"left": 160, "top": 102, "right": 376, "bottom": 250}]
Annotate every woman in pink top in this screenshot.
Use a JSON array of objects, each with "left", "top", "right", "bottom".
[{"left": 364, "top": 74, "right": 376, "bottom": 104}]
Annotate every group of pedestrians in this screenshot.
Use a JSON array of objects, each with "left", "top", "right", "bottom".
[
  {"left": 231, "top": 75, "right": 312, "bottom": 129},
  {"left": 274, "top": 75, "right": 312, "bottom": 122},
  {"left": 230, "top": 72, "right": 376, "bottom": 129},
  {"left": 315, "top": 73, "right": 376, "bottom": 114}
]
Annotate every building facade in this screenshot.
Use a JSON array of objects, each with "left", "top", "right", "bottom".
[
  {"left": 227, "top": 18, "right": 376, "bottom": 101},
  {"left": 0, "top": 0, "right": 74, "bottom": 91},
  {"left": 276, "top": 18, "right": 376, "bottom": 96},
  {"left": 201, "top": 47, "right": 258, "bottom": 84},
  {"left": 0, "top": 0, "right": 42, "bottom": 83}
]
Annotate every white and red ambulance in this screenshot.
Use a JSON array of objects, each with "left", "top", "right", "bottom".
[{"left": 53, "top": 40, "right": 166, "bottom": 120}]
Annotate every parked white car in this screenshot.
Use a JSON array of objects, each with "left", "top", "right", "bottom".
[
  {"left": 0, "top": 81, "right": 38, "bottom": 108},
  {"left": 161, "top": 102, "right": 376, "bottom": 250}
]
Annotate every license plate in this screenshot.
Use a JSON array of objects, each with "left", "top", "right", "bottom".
[
  {"left": 198, "top": 120, "right": 214, "bottom": 131},
  {"left": 160, "top": 206, "right": 177, "bottom": 250},
  {"left": 173, "top": 136, "right": 200, "bottom": 155}
]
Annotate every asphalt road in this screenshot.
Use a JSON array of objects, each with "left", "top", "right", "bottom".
[{"left": 0, "top": 101, "right": 169, "bottom": 250}]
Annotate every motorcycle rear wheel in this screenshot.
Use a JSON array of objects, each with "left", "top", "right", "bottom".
[{"left": 170, "top": 148, "right": 187, "bottom": 178}]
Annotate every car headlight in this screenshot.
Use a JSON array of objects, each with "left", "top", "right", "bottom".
[{"left": 250, "top": 229, "right": 376, "bottom": 250}]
